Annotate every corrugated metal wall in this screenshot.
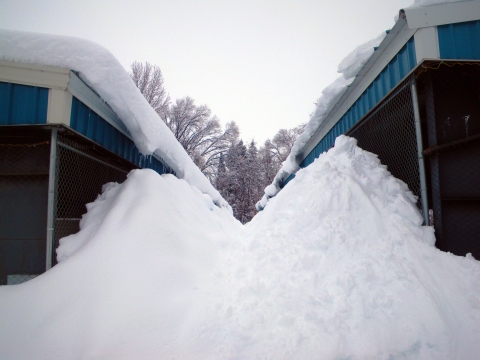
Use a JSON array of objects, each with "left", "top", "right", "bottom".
[
  {"left": 281, "top": 37, "right": 417, "bottom": 188},
  {"left": 0, "top": 82, "right": 48, "bottom": 125},
  {"left": 438, "top": 20, "right": 480, "bottom": 60},
  {"left": 70, "top": 97, "right": 173, "bottom": 175}
]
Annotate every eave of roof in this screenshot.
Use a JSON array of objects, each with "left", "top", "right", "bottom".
[{"left": 296, "top": 15, "right": 410, "bottom": 164}]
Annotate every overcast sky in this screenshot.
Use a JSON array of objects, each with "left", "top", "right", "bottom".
[{"left": 0, "top": 0, "right": 413, "bottom": 144}]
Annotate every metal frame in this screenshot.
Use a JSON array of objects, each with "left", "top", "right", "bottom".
[
  {"left": 411, "top": 76, "right": 429, "bottom": 225},
  {"left": 46, "top": 127, "right": 58, "bottom": 270}
]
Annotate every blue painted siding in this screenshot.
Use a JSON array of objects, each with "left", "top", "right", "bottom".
[
  {"left": 282, "top": 173, "right": 295, "bottom": 187},
  {"left": 297, "top": 37, "right": 416, "bottom": 171},
  {"left": 70, "top": 97, "right": 173, "bottom": 175},
  {"left": 437, "top": 20, "right": 480, "bottom": 60},
  {"left": 0, "top": 82, "right": 48, "bottom": 125},
  {"left": 438, "top": 20, "right": 480, "bottom": 60}
]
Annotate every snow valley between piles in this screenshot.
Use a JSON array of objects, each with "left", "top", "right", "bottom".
[{"left": 1, "top": 136, "right": 480, "bottom": 359}]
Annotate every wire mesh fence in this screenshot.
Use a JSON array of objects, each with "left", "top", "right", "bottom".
[
  {"left": 346, "top": 77, "right": 425, "bottom": 215},
  {"left": 52, "top": 134, "right": 133, "bottom": 265},
  {"left": 421, "top": 62, "right": 480, "bottom": 258},
  {"left": 0, "top": 138, "right": 50, "bottom": 285},
  {"left": 1, "top": 130, "right": 140, "bottom": 284}
]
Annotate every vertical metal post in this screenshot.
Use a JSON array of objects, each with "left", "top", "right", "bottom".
[
  {"left": 411, "top": 77, "right": 429, "bottom": 225},
  {"left": 46, "top": 128, "right": 58, "bottom": 270}
]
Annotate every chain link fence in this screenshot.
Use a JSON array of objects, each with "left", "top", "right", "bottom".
[
  {"left": 421, "top": 62, "right": 480, "bottom": 258},
  {"left": 346, "top": 77, "right": 425, "bottom": 214},
  {"left": 52, "top": 134, "right": 133, "bottom": 265},
  {"left": 0, "top": 137, "right": 50, "bottom": 285},
  {"left": 1, "top": 129, "right": 139, "bottom": 285}
]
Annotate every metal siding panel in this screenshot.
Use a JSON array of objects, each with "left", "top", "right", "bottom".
[
  {"left": 70, "top": 97, "right": 79, "bottom": 129},
  {"left": 1, "top": 83, "right": 48, "bottom": 125},
  {"left": 372, "top": 78, "right": 381, "bottom": 106},
  {"left": 360, "top": 93, "right": 368, "bottom": 124},
  {"left": 367, "top": 87, "right": 373, "bottom": 111},
  {"left": 125, "top": 138, "right": 132, "bottom": 162},
  {"left": 117, "top": 133, "right": 123, "bottom": 156},
  {"left": 155, "top": 158, "right": 163, "bottom": 173},
  {"left": 381, "top": 67, "right": 390, "bottom": 96},
  {"left": 389, "top": 61, "right": 399, "bottom": 89},
  {"left": 122, "top": 136, "right": 130, "bottom": 159},
  {"left": 125, "top": 139, "right": 130, "bottom": 163},
  {"left": 78, "top": 101, "right": 89, "bottom": 135},
  {"left": 96, "top": 115, "right": 105, "bottom": 144},
  {"left": 353, "top": 102, "right": 359, "bottom": 122},
  {"left": 12, "top": 85, "right": 28, "bottom": 124},
  {"left": 408, "top": 39, "right": 417, "bottom": 68},
  {"left": 0, "top": 82, "right": 12, "bottom": 124},
  {"left": 112, "top": 127, "right": 119, "bottom": 154},
  {"left": 438, "top": 20, "right": 480, "bottom": 60},
  {"left": 87, "top": 111, "right": 96, "bottom": 140},
  {"left": 134, "top": 147, "right": 139, "bottom": 166},
  {"left": 398, "top": 45, "right": 407, "bottom": 77},
  {"left": 36, "top": 87, "right": 48, "bottom": 123},
  {"left": 336, "top": 122, "right": 342, "bottom": 137},
  {"left": 118, "top": 132, "right": 125, "bottom": 156},
  {"left": 118, "top": 131, "right": 124, "bottom": 156}
]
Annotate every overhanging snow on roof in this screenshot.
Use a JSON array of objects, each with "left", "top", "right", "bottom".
[
  {"left": 258, "top": 0, "right": 480, "bottom": 210},
  {"left": 0, "top": 60, "right": 171, "bottom": 173}
]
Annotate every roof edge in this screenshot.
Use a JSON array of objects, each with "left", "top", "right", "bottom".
[
  {"left": 404, "top": 0, "right": 480, "bottom": 29},
  {"left": 297, "top": 16, "right": 415, "bottom": 164}
]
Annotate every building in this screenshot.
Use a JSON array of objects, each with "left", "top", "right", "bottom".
[
  {"left": 0, "top": 60, "right": 175, "bottom": 285},
  {"left": 272, "top": 1, "right": 480, "bottom": 258}
]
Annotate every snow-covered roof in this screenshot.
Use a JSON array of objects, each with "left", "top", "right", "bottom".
[
  {"left": 0, "top": 29, "right": 230, "bottom": 210},
  {"left": 257, "top": 0, "right": 480, "bottom": 211}
]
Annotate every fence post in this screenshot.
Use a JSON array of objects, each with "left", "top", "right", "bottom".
[
  {"left": 411, "top": 76, "right": 429, "bottom": 225},
  {"left": 46, "top": 128, "right": 58, "bottom": 270}
]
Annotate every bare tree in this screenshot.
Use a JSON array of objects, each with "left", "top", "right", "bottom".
[
  {"left": 130, "top": 61, "right": 170, "bottom": 119},
  {"left": 165, "top": 97, "right": 239, "bottom": 180},
  {"left": 269, "top": 124, "right": 305, "bottom": 164}
]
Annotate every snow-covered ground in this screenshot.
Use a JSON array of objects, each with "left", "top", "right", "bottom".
[{"left": 1, "top": 136, "right": 479, "bottom": 359}]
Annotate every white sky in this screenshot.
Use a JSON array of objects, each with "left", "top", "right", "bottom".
[{"left": 0, "top": 0, "right": 413, "bottom": 144}]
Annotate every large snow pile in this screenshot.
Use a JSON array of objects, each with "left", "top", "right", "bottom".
[
  {"left": 1, "top": 136, "right": 480, "bottom": 359},
  {"left": 0, "top": 170, "right": 241, "bottom": 359},
  {"left": 0, "top": 29, "right": 229, "bottom": 209}
]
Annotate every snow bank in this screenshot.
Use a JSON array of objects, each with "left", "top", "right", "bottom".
[
  {"left": 0, "top": 29, "right": 229, "bottom": 210},
  {"left": 0, "top": 169, "right": 241, "bottom": 359},
  {"left": 238, "top": 136, "right": 480, "bottom": 359},
  {"left": 256, "top": 31, "right": 386, "bottom": 210},
  {"left": 1, "top": 138, "right": 479, "bottom": 359}
]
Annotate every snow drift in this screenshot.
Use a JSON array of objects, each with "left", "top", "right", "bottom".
[
  {"left": 0, "top": 170, "right": 241, "bottom": 359},
  {"left": 1, "top": 136, "right": 479, "bottom": 359},
  {"left": 0, "top": 29, "right": 229, "bottom": 209}
]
